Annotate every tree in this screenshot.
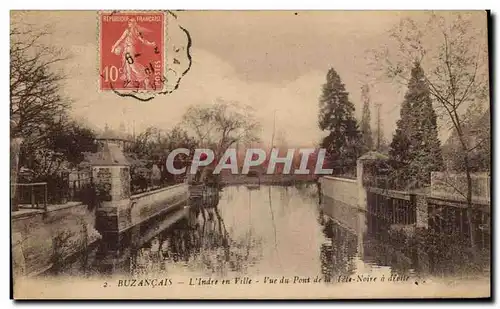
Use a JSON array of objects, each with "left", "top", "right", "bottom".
[
  {"left": 49, "top": 121, "right": 97, "bottom": 168},
  {"left": 360, "top": 84, "right": 374, "bottom": 153},
  {"left": 10, "top": 22, "right": 74, "bottom": 187},
  {"left": 182, "top": 100, "right": 261, "bottom": 160},
  {"left": 389, "top": 62, "right": 443, "bottom": 188},
  {"left": 443, "top": 105, "right": 490, "bottom": 173},
  {"left": 372, "top": 103, "right": 389, "bottom": 152},
  {"left": 126, "top": 126, "right": 162, "bottom": 160},
  {"left": 182, "top": 100, "right": 261, "bottom": 183},
  {"left": 19, "top": 119, "right": 97, "bottom": 180},
  {"left": 156, "top": 126, "right": 199, "bottom": 183},
  {"left": 389, "top": 97, "right": 413, "bottom": 185},
  {"left": 373, "top": 12, "right": 489, "bottom": 248},
  {"left": 318, "top": 68, "right": 361, "bottom": 175},
  {"left": 408, "top": 63, "right": 444, "bottom": 186},
  {"left": 125, "top": 125, "right": 199, "bottom": 185},
  {"left": 10, "top": 23, "right": 69, "bottom": 142}
]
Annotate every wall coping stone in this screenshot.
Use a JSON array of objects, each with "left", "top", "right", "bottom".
[
  {"left": 321, "top": 176, "right": 357, "bottom": 183},
  {"left": 130, "top": 183, "right": 187, "bottom": 200}
]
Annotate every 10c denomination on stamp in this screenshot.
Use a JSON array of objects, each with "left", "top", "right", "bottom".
[{"left": 99, "top": 11, "right": 165, "bottom": 92}]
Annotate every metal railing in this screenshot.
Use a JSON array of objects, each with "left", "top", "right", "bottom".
[
  {"left": 427, "top": 199, "right": 490, "bottom": 249},
  {"left": 11, "top": 182, "right": 48, "bottom": 211},
  {"left": 11, "top": 173, "right": 95, "bottom": 212},
  {"left": 68, "top": 176, "right": 94, "bottom": 203},
  {"left": 367, "top": 188, "right": 490, "bottom": 250}
]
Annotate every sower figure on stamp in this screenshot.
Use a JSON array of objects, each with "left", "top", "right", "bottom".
[{"left": 111, "top": 18, "right": 156, "bottom": 90}]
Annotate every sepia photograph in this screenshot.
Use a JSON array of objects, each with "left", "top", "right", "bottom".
[{"left": 9, "top": 10, "right": 491, "bottom": 299}]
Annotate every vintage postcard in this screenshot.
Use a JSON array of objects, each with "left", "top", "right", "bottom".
[{"left": 10, "top": 10, "right": 491, "bottom": 299}]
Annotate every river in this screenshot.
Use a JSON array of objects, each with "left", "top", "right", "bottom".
[{"left": 52, "top": 184, "right": 490, "bottom": 285}]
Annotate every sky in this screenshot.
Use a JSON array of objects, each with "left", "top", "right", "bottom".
[{"left": 11, "top": 10, "right": 489, "bottom": 147}]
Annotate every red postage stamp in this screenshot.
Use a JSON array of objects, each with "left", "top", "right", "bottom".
[{"left": 99, "top": 11, "right": 165, "bottom": 92}]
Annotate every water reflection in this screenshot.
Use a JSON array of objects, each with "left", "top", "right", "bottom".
[
  {"left": 318, "top": 216, "right": 357, "bottom": 283},
  {"left": 49, "top": 184, "right": 489, "bottom": 282},
  {"left": 130, "top": 191, "right": 264, "bottom": 277},
  {"left": 127, "top": 185, "right": 325, "bottom": 278},
  {"left": 319, "top": 191, "right": 490, "bottom": 281}
]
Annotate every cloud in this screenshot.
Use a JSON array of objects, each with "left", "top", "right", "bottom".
[
  {"left": 60, "top": 42, "right": 326, "bottom": 146},
  {"left": 18, "top": 11, "right": 408, "bottom": 148},
  {"left": 24, "top": 10, "right": 483, "bottom": 148}
]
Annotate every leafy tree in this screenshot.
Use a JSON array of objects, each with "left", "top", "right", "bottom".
[
  {"left": 374, "top": 12, "right": 488, "bottom": 248},
  {"left": 360, "top": 84, "right": 374, "bottom": 153},
  {"left": 19, "top": 120, "right": 97, "bottom": 180},
  {"left": 125, "top": 126, "right": 199, "bottom": 185},
  {"left": 407, "top": 63, "right": 444, "bottom": 186},
  {"left": 48, "top": 121, "right": 97, "bottom": 168},
  {"left": 389, "top": 62, "right": 443, "bottom": 188},
  {"left": 318, "top": 68, "right": 361, "bottom": 175},
  {"left": 125, "top": 126, "right": 161, "bottom": 160},
  {"left": 157, "top": 126, "right": 199, "bottom": 183}
]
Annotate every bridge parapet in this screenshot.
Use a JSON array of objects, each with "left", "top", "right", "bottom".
[{"left": 128, "top": 184, "right": 189, "bottom": 229}]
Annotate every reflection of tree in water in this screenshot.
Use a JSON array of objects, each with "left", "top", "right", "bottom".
[
  {"left": 222, "top": 186, "right": 234, "bottom": 204},
  {"left": 317, "top": 206, "right": 417, "bottom": 281},
  {"left": 130, "top": 204, "right": 263, "bottom": 277},
  {"left": 201, "top": 210, "right": 263, "bottom": 275},
  {"left": 318, "top": 213, "right": 357, "bottom": 283},
  {"left": 130, "top": 238, "right": 164, "bottom": 276},
  {"left": 293, "top": 183, "right": 318, "bottom": 202},
  {"left": 362, "top": 231, "right": 414, "bottom": 277},
  {"left": 278, "top": 186, "right": 290, "bottom": 217},
  {"left": 363, "top": 218, "right": 489, "bottom": 278},
  {"left": 364, "top": 224, "right": 490, "bottom": 278}
]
